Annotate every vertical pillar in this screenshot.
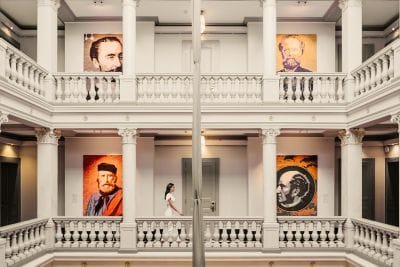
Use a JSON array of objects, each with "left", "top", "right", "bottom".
[
  {"left": 37, "top": 0, "right": 59, "bottom": 72},
  {"left": 391, "top": 113, "right": 400, "bottom": 247},
  {"left": 340, "top": 0, "right": 362, "bottom": 73},
  {"left": 338, "top": 128, "right": 365, "bottom": 218},
  {"left": 262, "top": 128, "right": 280, "bottom": 250},
  {"left": 261, "top": 0, "right": 279, "bottom": 102},
  {"left": 35, "top": 128, "right": 61, "bottom": 218},
  {"left": 120, "top": 0, "right": 137, "bottom": 102},
  {"left": 0, "top": 112, "right": 9, "bottom": 133},
  {"left": 118, "top": 128, "right": 137, "bottom": 252},
  {"left": 0, "top": 238, "right": 5, "bottom": 267}
]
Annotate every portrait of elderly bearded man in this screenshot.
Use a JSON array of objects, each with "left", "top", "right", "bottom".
[
  {"left": 85, "top": 162, "right": 123, "bottom": 216},
  {"left": 278, "top": 35, "right": 312, "bottom": 73}
]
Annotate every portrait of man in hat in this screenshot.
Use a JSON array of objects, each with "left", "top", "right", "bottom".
[{"left": 85, "top": 161, "right": 123, "bottom": 216}]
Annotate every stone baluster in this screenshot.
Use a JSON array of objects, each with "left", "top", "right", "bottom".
[
  {"left": 188, "top": 223, "right": 193, "bottom": 248},
  {"left": 337, "top": 221, "right": 344, "bottom": 247},
  {"left": 136, "top": 223, "right": 144, "bottom": 248},
  {"left": 328, "top": 77, "right": 336, "bottom": 103},
  {"left": 55, "top": 77, "right": 62, "bottom": 102},
  {"left": 17, "top": 231, "right": 25, "bottom": 260},
  {"left": 286, "top": 221, "right": 294, "bottom": 248},
  {"left": 153, "top": 222, "right": 161, "bottom": 248},
  {"left": 22, "top": 62, "right": 29, "bottom": 88},
  {"left": 88, "top": 76, "right": 96, "bottom": 102},
  {"left": 144, "top": 222, "right": 153, "bottom": 248},
  {"left": 211, "top": 222, "right": 220, "bottom": 248},
  {"left": 279, "top": 77, "right": 285, "bottom": 101},
  {"left": 71, "top": 221, "right": 79, "bottom": 248},
  {"left": 364, "top": 67, "right": 371, "bottom": 91},
  {"left": 10, "top": 55, "right": 17, "bottom": 82},
  {"left": 23, "top": 229, "right": 30, "bottom": 258},
  {"left": 278, "top": 223, "right": 285, "bottom": 247},
  {"left": 337, "top": 77, "right": 344, "bottom": 102},
  {"left": 171, "top": 223, "right": 179, "bottom": 248},
  {"left": 364, "top": 226, "right": 371, "bottom": 254},
  {"left": 374, "top": 230, "right": 382, "bottom": 260},
  {"left": 114, "top": 223, "right": 121, "bottom": 248},
  {"left": 179, "top": 223, "right": 187, "bottom": 248},
  {"left": 353, "top": 224, "right": 360, "bottom": 249},
  {"left": 320, "top": 221, "right": 328, "bottom": 248},
  {"left": 11, "top": 232, "right": 18, "bottom": 262},
  {"left": 229, "top": 221, "right": 238, "bottom": 248},
  {"left": 303, "top": 77, "right": 310, "bottom": 103},
  {"left": 63, "top": 221, "right": 72, "bottom": 248},
  {"left": 64, "top": 77, "right": 72, "bottom": 102},
  {"left": 328, "top": 221, "right": 336, "bottom": 247},
  {"left": 95, "top": 76, "right": 104, "bottom": 102},
  {"left": 79, "top": 77, "right": 87, "bottom": 103},
  {"left": 97, "top": 221, "right": 106, "bottom": 248},
  {"left": 294, "top": 222, "right": 302, "bottom": 247},
  {"left": 162, "top": 222, "right": 170, "bottom": 248},
  {"left": 254, "top": 224, "right": 262, "bottom": 248},
  {"left": 387, "top": 235, "right": 394, "bottom": 265},
  {"left": 204, "top": 223, "right": 212, "bottom": 248},
  {"left": 294, "top": 77, "right": 301, "bottom": 103},
  {"left": 88, "top": 221, "right": 96, "bottom": 248},
  {"left": 4, "top": 50, "right": 12, "bottom": 81},
  {"left": 370, "top": 63, "right": 376, "bottom": 89},
  {"left": 39, "top": 224, "right": 46, "bottom": 250},
  {"left": 27, "top": 228, "right": 35, "bottom": 256},
  {"left": 81, "top": 221, "right": 88, "bottom": 248},
  {"left": 381, "top": 55, "right": 389, "bottom": 84},
  {"left": 358, "top": 225, "right": 365, "bottom": 252},
  {"left": 368, "top": 228, "right": 376, "bottom": 257},
  {"left": 246, "top": 221, "right": 254, "bottom": 248},
  {"left": 55, "top": 222, "right": 62, "bottom": 248},
  {"left": 238, "top": 222, "right": 245, "bottom": 248},
  {"left": 105, "top": 221, "right": 114, "bottom": 248},
  {"left": 375, "top": 58, "right": 382, "bottom": 85},
  {"left": 303, "top": 221, "right": 311, "bottom": 248},
  {"left": 380, "top": 233, "right": 389, "bottom": 263},
  {"left": 314, "top": 77, "right": 321, "bottom": 102},
  {"left": 221, "top": 222, "right": 229, "bottom": 248},
  {"left": 287, "top": 76, "right": 294, "bottom": 102},
  {"left": 320, "top": 77, "right": 328, "bottom": 103},
  {"left": 388, "top": 51, "right": 394, "bottom": 79}
]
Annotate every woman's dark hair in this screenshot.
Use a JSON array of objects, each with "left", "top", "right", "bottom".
[{"left": 165, "top": 183, "right": 174, "bottom": 200}]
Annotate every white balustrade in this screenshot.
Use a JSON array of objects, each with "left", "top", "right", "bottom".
[
  {"left": 351, "top": 218, "right": 399, "bottom": 266},
  {"left": 277, "top": 217, "right": 346, "bottom": 249},
  {"left": 278, "top": 73, "right": 346, "bottom": 103},
  {"left": 52, "top": 217, "right": 122, "bottom": 249},
  {"left": 0, "top": 218, "right": 48, "bottom": 266},
  {"left": 351, "top": 43, "right": 395, "bottom": 98},
  {"left": 53, "top": 73, "right": 121, "bottom": 103},
  {"left": 136, "top": 74, "right": 263, "bottom": 104},
  {"left": 0, "top": 39, "right": 48, "bottom": 98},
  {"left": 136, "top": 217, "right": 263, "bottom": 249}
]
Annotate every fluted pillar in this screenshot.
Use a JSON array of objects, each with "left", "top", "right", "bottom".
[
  {"left": 340, "top": 0, "right": 362, "bottom": 73},
  {"left": 262, "top": 128, "right": 280, "bottom": 250},
  {"left": 37, "top": 0, "right": 60, "bottom": 72},
  {"left": 120, "top": 0, "right": 137, "bottom": 102},
  {"left": 391, "top": 112, "right": 400, "bottom": 267},
  {"left": 118, "top": 128, "right": 137, "bottom": 252},
  {"left": 261, "top": 0, "right": 279, "bottom": 102},
  {"left": 35, "top": 128, "right": 61, "bottom": 218},
  {"left": 338, "top": 128, "right": 365, "bottom": 218}
]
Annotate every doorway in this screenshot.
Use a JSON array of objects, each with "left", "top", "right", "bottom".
[
  {"left": 385, "top": 158, "right": 399, "bottom": 226},
  {"left": 182, "top": 158, "right": 219, "bottom": 216},
  {"left": 0, "top": 156, "right": 21, "bottom": 226},
  {"left": 362, "top": 158, "right": 375, "bottom": 220}
]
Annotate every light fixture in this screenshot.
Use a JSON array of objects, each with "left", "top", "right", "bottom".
[
  {"left": 93, "top": 0, "right": 104, "bottom": 5},
  {"left": 200, "top": 10, "right": 206, "bottom": 34},
  {"left": 297, "top": 0, "right": 307, "bottom": 5},
  {"left": 10, "top": 26, "right": 13, "bottom": 30}
]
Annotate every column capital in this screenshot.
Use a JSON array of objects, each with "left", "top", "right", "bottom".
[
  {"left": 118, "top": 128, "right": 137, "bottom": 144},
  {"left": 37, "top": 0, "right": 60, "bottom": 9},
  {"left": 122, "top": 0, "right": 139, "bottom": 7},
  {"left": 261, "top": 128, "right": 280, "bottom": 144},
  {"left": 391, "top": 112, "right": 400, "bottom": 127},
  {"left": 0, "top": 112, "right": 9, "bottom": 133},
  {"left": 339, "top": 0, "right": 362, "bottom": 11},
  {"left": 35, "top": 128, "right": 61, "bottom": 144},
  {"left": 338, "top": 128, "right": 365, "bottom": 145},
  {"left": 260, "top": 0, "right": 276, "bottom": 7}
]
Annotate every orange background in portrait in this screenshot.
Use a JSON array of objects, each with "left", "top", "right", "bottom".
[
  {"left": 83, "top": 155, "right": 123, "bottom": 215},
  {"left": 276, "top": 34, "right": 317, "bottom": 72},
  {"left": 276, "top": 155, "right": 318, "bottom": 216},
  {"left": 83, "top": 34, "right": 123, "bottom": 72}
]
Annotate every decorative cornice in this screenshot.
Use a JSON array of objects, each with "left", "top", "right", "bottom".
[
  {"left": 391, "top": 112, "right": 400, "bottom": 126},
  {"left": 0, "top": 112, "right": 9, "bottom": 133},
  {"left": 35, "top": 128, "right": 61, "bottom": 144},
  {"left": 262, "top": 128, "right": 280, "bottom": 144},
  {"left": 338, "top": 0, "right": 362, "bottom": 11},
  {"left": 338, "top": 128, "right": 365, "bottom": 145},
  {"left": 37, "top": 0, "right": 60, "bottom": 10},
  {"left": 118, "top": 128, "right": 137, "bottom": 144}
]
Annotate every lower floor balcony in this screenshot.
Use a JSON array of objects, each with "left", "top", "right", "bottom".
[{"left": 0, "top": 216, "right": 399, "bottom": 267}]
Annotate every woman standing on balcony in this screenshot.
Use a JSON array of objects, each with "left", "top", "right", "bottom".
[{"left": 164, "top": 183, "right": 183, "bottom": 216}]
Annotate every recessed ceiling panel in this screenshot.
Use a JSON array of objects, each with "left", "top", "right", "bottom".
[{"left": 277, "top": 0, "right": 334, "bottom": 18}]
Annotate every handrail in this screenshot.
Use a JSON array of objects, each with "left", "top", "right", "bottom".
[{"left": 0, "top": 218, "right": 49, "bottom": 234}]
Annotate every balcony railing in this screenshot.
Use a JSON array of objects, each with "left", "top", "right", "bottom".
[
  {"left": 137, "top": 74, "right": 263, "bottom": 104},
  {"left": 0, "top": 216, "right": 399, "bottom": 266},
  {"left": 0, "top": 218, "right": 49, "bottom": 266},
  {"left": 136, "top": 216, "right": 263, "bottom": 250}
]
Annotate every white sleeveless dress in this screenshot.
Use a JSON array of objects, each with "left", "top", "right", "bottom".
[{"left": 164, "top": 193, "right": 175, "bottom": 217}]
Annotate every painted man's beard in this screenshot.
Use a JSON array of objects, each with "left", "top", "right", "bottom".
[{"left": 283, "top": 58, "right": 300, "bottom": 70}]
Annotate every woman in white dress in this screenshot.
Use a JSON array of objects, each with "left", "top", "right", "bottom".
[{"left": 164, "top": 183, "right": 183, "bottom": 217}]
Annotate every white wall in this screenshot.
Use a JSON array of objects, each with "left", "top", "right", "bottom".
[
  {"left": 248, "top": 22, "right": 336, "bottom": 73},
  {"left": 20, "top": 144, "right": 37, "bottom": 221},
  {"left": 64, "top": 21, "right": 155, "bottom": 73},
  {"left": 154, "top": 145, "right": 248, "bottom": 216},
  {"left": 20, "top": 36, "right": 65, "bottom": 72}
]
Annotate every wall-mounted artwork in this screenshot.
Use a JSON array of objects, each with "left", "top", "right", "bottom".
[
  {"left": 83, "top": 155, "right": 123, "bottom": 216},
  {"left": 84, "top": 34, "right": 123, "bottom": 72},
  {"left": 276, "top": 34, "right": 317, "bottom": 72},
  {"left": 276, "top": 155, "right": 317, "bottom": 216}
]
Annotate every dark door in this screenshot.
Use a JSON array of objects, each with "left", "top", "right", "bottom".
[
  {"left": 386, "top": 159, "right": 399, "bottom": 226},
  {"left": 362, "top": 159, "right": 375, "bottom": 220},
  {"left": 0, "top": 157, "right": 21, "bottom": 226}
]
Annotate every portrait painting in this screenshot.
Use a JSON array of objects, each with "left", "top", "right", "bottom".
[
  {"left": 276, "top": 34, "right": 317, "bottom": 73},
  {"left": 83, "top": 34, "right": 123, "bottom": 72},
  {"left": 83, "top": 155, "right": 123, "bottom": 216},
  {"left": 276, "top": 155, "right": 318, "bottom": 216}
]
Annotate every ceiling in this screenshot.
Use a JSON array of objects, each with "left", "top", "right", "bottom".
[{"left": 0, "top": 0, "right": 398, "bottom": 29}]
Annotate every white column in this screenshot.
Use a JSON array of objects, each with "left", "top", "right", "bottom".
[
  {"left": 37, "top": 0, "right": 59, "bottom": 72},
  {"left": 35, "top": 128, "right": 61, "bottom": 218},
  {"left": 120, "top": 0, "right": 137, "bottom": 102},
  {"left": 338, "top": 128, "right": 365, "bottom": 218},
  {"left": 118, "top": 128, "right": 137, "bottom": 252},
  {"left": 262, "top": 128, "right": 280, "bottom": 250},
  {"left": 0, "top": 111, "right": 8, "bottom": 133},
  {"left": 261, "top": 0, "right": 279, "bottom": 102},
  {"left": 340, "top": 0, "right": 362, "bottom": 73}
]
